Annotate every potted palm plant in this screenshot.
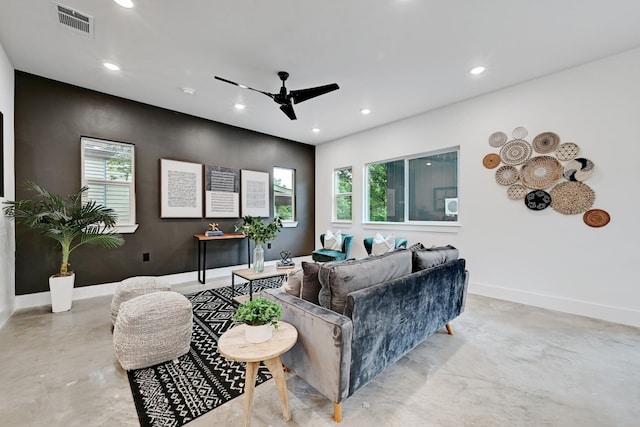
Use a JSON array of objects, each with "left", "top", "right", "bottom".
[
  {"left": 235, "top": 215, "right": 282, "bottom": 272},
  {"left": 3, "top": 182, "right": 124, "bottom": 312},
  {"left": 231, "top": 297, "right": 282, "bottom": 343}
]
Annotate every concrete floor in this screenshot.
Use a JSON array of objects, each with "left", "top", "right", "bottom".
[{"left": 1, "top": 279, "right": 639, "bottom": 427}]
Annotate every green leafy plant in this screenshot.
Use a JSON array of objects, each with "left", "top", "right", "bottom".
[
  {"left": 232, "top": 297, "right": 282, "bottom": 328},
  {"left": 235, "top": 215, "right": 283, "bottom": 245},
  {"left": 3, "top": 182, "right": 125, "bottom": 276}
]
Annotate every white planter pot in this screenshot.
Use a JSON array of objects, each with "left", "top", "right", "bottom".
[
  {"left": 49, "top": 273, "right": 75, "bottom": 313},
  {"left": 244, "top": 323, "right": 273, "bottom": 343}
]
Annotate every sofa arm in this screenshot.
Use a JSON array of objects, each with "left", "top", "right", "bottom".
[{"left": 263, "top": 288, "right": 353, "bottom": 403}]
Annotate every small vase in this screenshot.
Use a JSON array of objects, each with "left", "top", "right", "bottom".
[
  {"left": 245, "top": 323, "right": 272, "bottom": 343},
  {"left": 253, "top": 243, "right": 265, "bottom": 272}
]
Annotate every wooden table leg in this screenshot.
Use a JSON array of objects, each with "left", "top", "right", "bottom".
[
  {"left": 243, "top": 361, "right": 259, "bottom": 427},
  {"left": 263, "top": 356, "right": 291, "bottom": 421}
]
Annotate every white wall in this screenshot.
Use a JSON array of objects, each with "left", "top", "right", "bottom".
[
  {"left": 0, "top": 41, "right": 15, "bottom": 328},
  {"left": 316, "top": 47, "right": 640, "bottom": 327}
]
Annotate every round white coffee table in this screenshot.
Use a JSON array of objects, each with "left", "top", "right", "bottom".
[{"left": 219, "top": 321, "right": 298, "bottom": 427}]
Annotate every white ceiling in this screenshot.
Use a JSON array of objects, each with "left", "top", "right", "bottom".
[{"left": 1, "top": 0, "right": 640, "bottom": 145}]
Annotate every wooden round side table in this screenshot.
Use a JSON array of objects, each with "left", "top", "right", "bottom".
[{"left": 219, "top": 321, "right": 298, "bottom": 427}]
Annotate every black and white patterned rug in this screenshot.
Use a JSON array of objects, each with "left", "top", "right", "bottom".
[{"left": 126, "top": 278, "right": 285, "bottom": 427}]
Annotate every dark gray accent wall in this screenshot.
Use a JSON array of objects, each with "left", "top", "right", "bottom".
[{"left": 14, "top": 71, "right": 315, "bottom": 295}]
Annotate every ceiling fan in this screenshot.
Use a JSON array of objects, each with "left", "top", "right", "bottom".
[{"left": 214, "top": 71, "right": 339, "bottom": 120}]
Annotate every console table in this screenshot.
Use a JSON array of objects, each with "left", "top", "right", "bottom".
[{"left": 194, "top": 233, "right": 247, "bottom": 284}]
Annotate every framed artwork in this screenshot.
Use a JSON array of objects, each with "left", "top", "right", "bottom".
[
  {"left": 241, "top": 169, "right": 270, "bottom": 217},
  {"left": 160, "top": 159, "right": 203, "bottom": 218},
  {"left": 204, "top": 165, "right": 240, "bottom": 218}
]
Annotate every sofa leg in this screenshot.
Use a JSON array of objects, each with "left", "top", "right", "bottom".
[
  {"left": 445, "top": 323, "right": 454, "bottom": 335},
  {"left": 333, "top": 402, "right": 342, "bottom": 423}
]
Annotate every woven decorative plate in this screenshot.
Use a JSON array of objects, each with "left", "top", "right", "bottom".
[
  {"left": 524, "top": 190, "right": 552, "bottom": 210},
  {"left": 507, "top": 184, "right": 527, "bottom": 200},
  {"left": 488, "top": 131, "right": 508, "bottom": 147},
  {"left": 563, "top": 158, "right": 595, "bottom": 181},
  {"left": 520, "top": 156, "right": 563, "bottom": 189},
  {"left": 583, "top": 209, "right": 610, "bottom": 228},
  {"left": 532, "top": 132, "right": 560, "bottom": 154},
  {"left": 499, "top": 139, "right": 532, "bottom": 165},
  {"left": 495, "top": 165, "right": 519, "bottom": 186},
  {"left": 483, "top": 153, "right": 501, "bottom": 169},
  {"left": 512, "top": 126, "right": 528, "bottom": 139},
  {"left": 555, "top": 142, "right": 579, "bottom": 161},
  {"left": 549, "top": 181, "right": 595, "bottom": 215}
]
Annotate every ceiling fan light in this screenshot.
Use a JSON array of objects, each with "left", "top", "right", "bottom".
[{"left": 470, "top": 66, "right": 485, "bottom": 75}]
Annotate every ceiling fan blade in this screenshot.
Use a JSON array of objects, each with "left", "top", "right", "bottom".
[
  {"left": 214, "top": 76, "right": 273, "bottom": 98},
  {"left": 290, "top": 83, "right": 339, "bottom": 104},
  {"left": 280, "top": 104, "right": 297, "bottom": 120}
]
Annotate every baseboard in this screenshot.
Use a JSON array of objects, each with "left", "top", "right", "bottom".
[
  {"left": 14, "top": 255, "right": 312, "bottom": 311},
  {"left": 469, "top": 281, "right": 640, "bottom": 328}
]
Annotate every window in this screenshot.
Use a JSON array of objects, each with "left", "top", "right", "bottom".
[
  {"left": 81, "top": 137, "right": 137, "bottom": 232},
  {"left": 366, "top": 148, "right": 458, "bottom": 223},
  {"left": 333, "top": 167, "right": 352, "bottom": 222},
  {"left": 273, "top": 167, "right": 295, "bottom": 224}
]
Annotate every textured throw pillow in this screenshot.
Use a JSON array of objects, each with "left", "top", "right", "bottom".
[
  {"left": 412, "top": 245, "right": 459, "bottom": 272},
  {"left": 371, "top": 232, "right": 395, "bottom": 256},
  {"left": 323, "top": 229, "right": 342, "bottom": 251},
  {"left": 408, "top": 242, "right": 426, "bottom": 252},
  {"left": 300, "top": 261, "right": 322, "bottom": 305},
  {"left": 282, "top": 268, "right": 303, "bottom": 297}
]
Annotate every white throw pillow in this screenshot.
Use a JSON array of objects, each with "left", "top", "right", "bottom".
[
  {"left": 323, "top": 229, "right": 343, "bottom": 251},
  {"left": 371, "top": 232, "right": 395, "bottom": 256}
]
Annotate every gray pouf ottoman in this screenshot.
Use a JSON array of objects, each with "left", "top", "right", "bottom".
[
  {"left": 110, "top": 276, "right": 171, "bottom": 325},
  {"left": 113, "top": 291, "right": 193, "bottom": 370}
]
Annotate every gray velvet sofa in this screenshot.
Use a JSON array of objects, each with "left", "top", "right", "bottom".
[{"left": 263, "top": 247, "right": 469, "bottom": 422}]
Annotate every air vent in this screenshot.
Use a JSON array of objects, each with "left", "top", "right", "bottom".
[{"left": 55, "top": 3, "right": 94, "bottom": 38}]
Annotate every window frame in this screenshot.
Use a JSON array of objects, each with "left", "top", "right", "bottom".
[
  {"left": 273, "top": 166, "right": 297, "bottom": 227},
  {"left": 80, "top": 136, "right": 138, "bottom": 233},
  {"left": 333, "top": 166, "right": 353, "bottom": 223},
  {"left": 363, "top": 146, "right": 460, "bottom": 227}
]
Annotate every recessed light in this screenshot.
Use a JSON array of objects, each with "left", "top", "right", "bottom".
[
  {"left": 182, "top": 87, "right": 195, "bottom": 95},
  {"left": 360, "top": 108, "right": 371, "bottom": 115},
  {"left": 312, "top": 128, "right": 320, "bottom": 133},
  {"left": 103, "top": 62, "right": 120, "bottom": 71},
  {"left": 470, "top": 66, "right": 485, "bottom": 75},
  {"left": 114, "top": 0, "right": 134, "bottom": 8},
  {"left": 234, "top": 103, "right": 246, "bottom": 110},
  {"left": 239, "top": 84, "right": 248, "bottom": 89}
]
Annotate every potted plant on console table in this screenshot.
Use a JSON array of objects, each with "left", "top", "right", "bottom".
[
  {"left": 3, "top": 182, "right": 125, "bottom": 313},
  {"left": 235, "top": 215, "right": 282, "bottom": 273},
  {"left": 232, "top": 297, "right": 282, "bottom": 343}
]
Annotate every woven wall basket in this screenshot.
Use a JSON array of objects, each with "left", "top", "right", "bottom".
[{"left": 549, "top": 181, "right": 595, "bottom": 215}]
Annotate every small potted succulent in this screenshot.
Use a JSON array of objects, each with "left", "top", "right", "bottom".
[{"left": 232, "top": 297, "right": 282, "bottom": 343}]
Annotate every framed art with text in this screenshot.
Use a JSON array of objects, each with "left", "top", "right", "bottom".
[
  {"left": 205, "top": 165, "right": 240, "bottom": 218},
  {"left": 160, "top": 158, "right": 203, "bottom": 218},
  {"left": 241, "top": 169, "right": 270, "bottom": 217}
]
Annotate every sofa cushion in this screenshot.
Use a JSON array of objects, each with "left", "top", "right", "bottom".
[
  {"left": 318, "top": 250, "right": 412, "bottom": 314},
  {"left": 282, "top": 268, "right": 303, "bottom": 297},
  {"left": 412, "top": 245, "right": 459, "bottom": 272},
  {"left": 300, "top": 261, "right": 322, "bottom": 305}
]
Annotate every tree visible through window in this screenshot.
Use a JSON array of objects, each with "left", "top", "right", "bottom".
[
  {"left": 334, "top": 167, "right": 352, "bottom": 221},
  {"left": 81, "top": 137, "right": 135, "bottom": 228},
  {"left": 366, "top": 148, "right": 458, "bottom": 223},
  {"left": 273, "top": 167, "right": 295, "bottom": 221}
]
